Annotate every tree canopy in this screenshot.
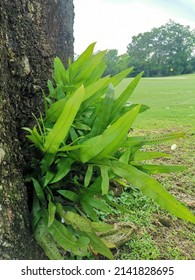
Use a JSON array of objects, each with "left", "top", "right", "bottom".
[
  {"left": 104, "top": 20, "right": 195, "bottom": 77},
  {"left": 103, "top": 51, "right": 130, "bottom": 77}
]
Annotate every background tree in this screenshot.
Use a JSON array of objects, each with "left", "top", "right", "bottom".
[
  {"left": 103, "top": 49, "right": 119, "bottom": 76},
  {"left": 0, "top": 0, "right": 74, "bottom": 259},
  {"left": 103, "top": 51, "right": 133, "bottom": 77},
  {"left": 127, "top": 20, "right": 195, "bottom": 76},
  {"left": 191, "top": 56, "right": 195, "bottom": 72},
  {"left": 114, "top": 53, "right": 130, "bottom": 74}
]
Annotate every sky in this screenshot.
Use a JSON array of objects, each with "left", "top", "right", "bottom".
[{"left": 73, "top": 0, "right": 195, "bottom": 55}]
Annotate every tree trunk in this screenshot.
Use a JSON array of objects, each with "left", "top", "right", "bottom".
[{"left": 0, "top": 0, "right": 74, "bottom": 259}]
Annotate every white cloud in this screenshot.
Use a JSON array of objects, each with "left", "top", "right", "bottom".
[{"left": 74, "top": 0, "right": 195, "bottom": 55}]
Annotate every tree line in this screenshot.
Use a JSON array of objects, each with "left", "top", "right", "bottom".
[{"left": 103, "top": 20, "right": 195, "bottom": 77}]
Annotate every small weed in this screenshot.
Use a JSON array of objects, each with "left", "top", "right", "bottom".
[
  {"left": 113, "top": 187, "right": 158, "bottom": 226},
  {"left": 115, "top": 232, "right": 160, "bottom": 260}
]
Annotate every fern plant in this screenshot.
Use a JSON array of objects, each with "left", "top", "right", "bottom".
[{"left": 24, "top": 42, "right": 195, "bottom": 260}]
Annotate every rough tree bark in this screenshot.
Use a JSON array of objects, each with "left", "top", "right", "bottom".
[{"left": 0, "top": 0, "right": 74, "bottom": 259}]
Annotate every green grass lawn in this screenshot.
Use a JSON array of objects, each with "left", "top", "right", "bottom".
[
  {"left": 115, "top": 74, "right": 195, "bottom": 130},
  {"left": 113, "top": 74, "right": 195, "bottom": 260}
]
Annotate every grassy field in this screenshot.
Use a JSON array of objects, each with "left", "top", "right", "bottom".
[
  {"left": 112, "top": 74, "right": 195, "bottom": 260},
  {"left": 116, "top": 74, "right": 195, "bottom": 130}
]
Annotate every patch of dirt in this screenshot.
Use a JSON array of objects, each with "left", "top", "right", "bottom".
[{"left": 149, "top": 214, "right": 195, "bottom": 259}]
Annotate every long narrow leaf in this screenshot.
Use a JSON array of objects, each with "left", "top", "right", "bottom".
[
  {"left": 64, "top": 211, "right": 92, "bottom": 231},
  {"left": 44, "top": 170, "right": 55, "bottom": 187},
  {"left": 121, "top": 103, "right": 150, "bottom": 116},
  {"left": 110, "top": 72, "right": 143, "bottom": 122},
  {"left": 119, "top": 148, "right": 131, "bottom": 164},
  {"left": 80, "top": 86, "right": 108, "bottom": 113},
  {"left": 83, "top": 232, "right": 114, "bottom": 259},
  {"left": 60, "top": 211, "right": 112, "bottom": 233},
  {"left": 48, "top": 219, "right": 89, "bottom": 256},
  {"left": 43, "top": 86, "right": 85, "bottom": 153},
  {"left": 133, "top": 164, "right": 186, "bottom": 174},
  {"left": 24, "top": 127, "right": 43, "bottom": 149},
  {"left": 57, "top": 190, "right": 79, "bottom": 202},
  {"left": 73, "top": 122, "right": 91, "bottom": 131},
  {"left": 84, "top": 165, "right": 93, "bottom": 187},
  {"left": 74, "top": 50, "right": 107, "bottom": 85},
  {"left": 111, "top": 161, "right": 195, "bottom": 224},
  {"left": 104, "top": 196, "right": 132, "bottom": 214},
  {"left": 34, "top": 219, "right": 64, "bottom": 260},
  {"left": 91, "top": 222, "right": 113, "bottom": 232},
  {"left": 41, "top": 153, "right": 56, "bottom": 174},
  {"left": 50, "top": 158, "right": 74, "bottom": 184},
  {"left": 75, "top": 105, "right": 140, "bottom": 163},
  {"left": 47, "top": 80, "right": 56, "bottom": 98},
  {"left": 87, "top": 197, "right": 111, "bottom": 213},
  {"left": 132, "top": 151, "right": 171, "bottom": 162},
  {"left": 89, "top": 84, "right": 114, "bottom": 137},
  {"left": 84, "top": 61, "right": 107, "bottom": 86},
  {"left": 125, "top": 132, "right": 185, "bottom": 148},
  {"left": 58, "top": 144, "right": 83, "bottom": 152},
  {"left": 54, "top": 57, "right": 69, "bottom": 85},
  {"left": 46, "top": 98, "right": 67, "bottom": 123},
  {"left": 94, "top": 106, "right": 141, "bottom": 161},
  {"left": 83, "top": 76, "right": 110, "bottom": 101},
  {"left": 48, "top": 199, "right": 56, "bottom": 227},
  {"left": 110, "top": 67, "right": 134, "bottom": 87},
  {"left": 100, "top": 165, "right": 110, "bottom": 195},
  {"left": 80, "top": 200, "right": 99, "bottom": 222},
  {"left": 32, "top": 178, "right": 46, "bottom": 205},
  {"left": 70, "top": 42, "right": 96, "bottom": 74}
]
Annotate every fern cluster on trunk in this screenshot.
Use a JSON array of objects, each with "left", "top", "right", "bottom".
[{"left": 24, "top": 43, "right": 195, "bottom": 260}]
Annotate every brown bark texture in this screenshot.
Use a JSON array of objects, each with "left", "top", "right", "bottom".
[{"left": 0, "top": 0, "right": 74, "bottom": 259}]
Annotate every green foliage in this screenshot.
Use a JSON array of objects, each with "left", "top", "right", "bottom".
[
  {"left": 127, "top": 20, "right": 195, "bottom": 77},
  {"left": 24, "top": 43, "right": 195, "bottom": 260},
  {"left": 103, "top": 21, "right": 195, "bottom": 78},
  {"left": 103, "top": 49, "right": 119, "bottom": 76},
  {"left": 116, "top": 232, "right": 161, "bottom": 260},
  {"left": 103, "top": 50, "right": 131, "bottom": 77}
]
